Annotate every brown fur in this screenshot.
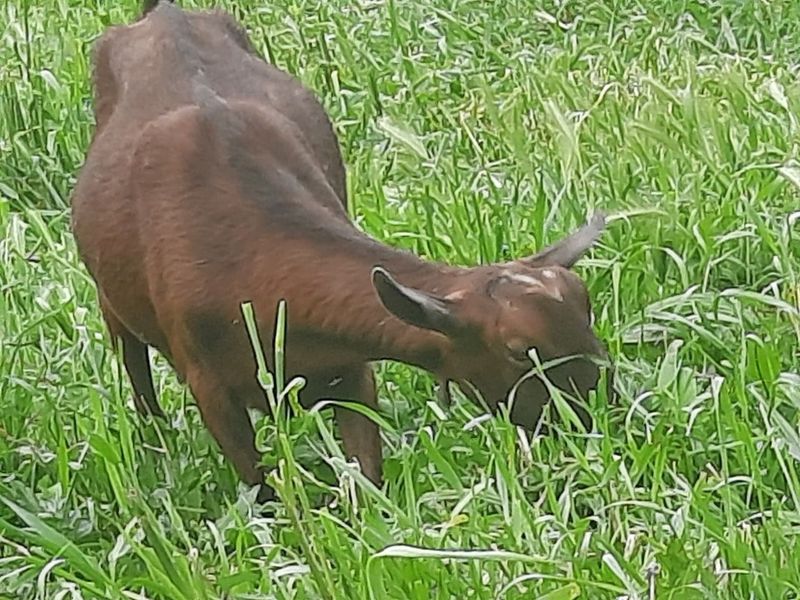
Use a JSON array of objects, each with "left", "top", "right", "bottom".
[{"left": 71, "top": 1, "right": 610, "bottom": 503}]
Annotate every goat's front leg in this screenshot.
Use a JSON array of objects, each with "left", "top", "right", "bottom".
[
  {"left": 186, "top": 365, "right": 274, "bottom": 502},
  {"left": 307, "top": 365, "right": 383, "bottom": 486}
]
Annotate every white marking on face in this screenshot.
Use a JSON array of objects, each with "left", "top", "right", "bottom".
[
  {"left": 444, "top": 289, "right": 467, "bottom": 301},
  {"left": 503, "top": 271, "right": 564, "bottom": 301},
  {"left": 329, "top": 376, "right": 343, "bottom": 387},
  {"left": 546, "top": 288, "right": 564, "bottom": 302},
  {"left": 510, "top": 274, "right": 544, "bottom": 287}
]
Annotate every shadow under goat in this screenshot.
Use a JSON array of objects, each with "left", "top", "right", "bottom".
[{"left": 70, "top": 0, "right": 612, "bottom": 503}]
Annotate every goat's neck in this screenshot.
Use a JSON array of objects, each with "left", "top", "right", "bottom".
[
  {"left": 277, "top": 236, "right": 470, "bottom": 374},
  {"left": 363, "top": 252, "right": 461, "bottom": 371}
]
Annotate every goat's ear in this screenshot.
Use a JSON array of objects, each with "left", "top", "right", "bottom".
[
  {"left": 372, "top": 267, "right": 461, "bottom": 336},
  {"left": 521, "top": 212, "right": 606, "bottom": 269}
]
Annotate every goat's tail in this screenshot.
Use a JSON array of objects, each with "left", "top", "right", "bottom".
[{"left": 142, "top": 0, "right": 174, "bottom": 17}]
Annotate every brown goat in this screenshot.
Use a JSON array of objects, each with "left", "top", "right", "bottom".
[{"left": 71, "top": 1, "right": 609, "bottom": 502}]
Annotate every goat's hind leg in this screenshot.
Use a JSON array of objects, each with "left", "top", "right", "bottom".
[{"left": 100, "top": 298, "right": 164, "bottom": 419}]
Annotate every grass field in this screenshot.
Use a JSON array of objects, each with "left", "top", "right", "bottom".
[{"left": 2, "top": 0, "right": 800, "bottom": 597}]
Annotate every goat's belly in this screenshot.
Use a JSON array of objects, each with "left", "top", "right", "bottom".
[
  {"left": 285, "top": 338, "right": 369, "bottom": 376},
  {"left": 98, "top": 273, "right": 167, "bottom": 350}
]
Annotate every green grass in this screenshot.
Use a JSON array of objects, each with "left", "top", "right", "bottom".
[{"left": 2, "top": 0, "right": 800, "bottom": 597}]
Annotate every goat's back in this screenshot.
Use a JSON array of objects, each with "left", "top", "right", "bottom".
[{"left": 85, "top": 2, "right": 345, "bottom": 201}]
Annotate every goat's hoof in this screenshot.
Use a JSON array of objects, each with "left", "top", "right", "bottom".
[
  {"left": 256, "top": 483, "right": 276, "bottom": 504},
  {"left": 132, "top": 399, "right": 166, "bottom": 420}
]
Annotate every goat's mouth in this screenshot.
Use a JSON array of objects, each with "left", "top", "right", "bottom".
[
  {"left": 437, "top": 354, "right": 610, "bottom": 431},
  {"left": 503, "top": 353, "right": 609, "bottom": 430}
]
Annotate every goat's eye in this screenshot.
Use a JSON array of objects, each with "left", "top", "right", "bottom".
[{"left": 505, "top": 342, "right": 530, "bottom": 365}]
